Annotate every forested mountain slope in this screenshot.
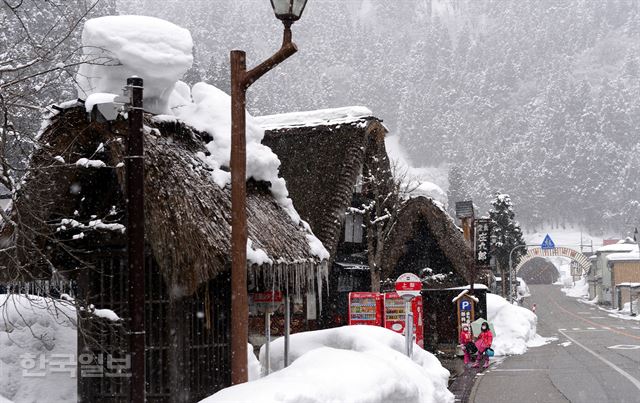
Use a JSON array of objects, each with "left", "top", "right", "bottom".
[{"left": 5, "top": 0, "right": 637, "bottom": 233}]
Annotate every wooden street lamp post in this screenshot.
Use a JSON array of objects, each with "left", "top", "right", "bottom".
[{"left": 230, "top": 0, "right": 309, "bottom": 385}]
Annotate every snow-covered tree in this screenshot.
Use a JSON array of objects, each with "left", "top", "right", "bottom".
[
  {"left": 0, "top": 0, "right": 116, "bottom": 292},
  {"left": 489, "top": 193, "right": 526, "bottom": 297},
  {"left": 357, "top": 159, "right": 417, "bottom": 292}
]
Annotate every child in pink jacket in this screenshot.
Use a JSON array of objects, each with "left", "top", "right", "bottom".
[
  {"left": 473, "top": 322, "right": 493, "bottom": 368},
  {"left": 459, "top": 323, "right": 473, "bottom": 365}
]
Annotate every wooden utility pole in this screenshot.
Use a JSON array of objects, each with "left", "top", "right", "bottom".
[{"left": 126, "top": 76, "right": 146, "bottom": 403}]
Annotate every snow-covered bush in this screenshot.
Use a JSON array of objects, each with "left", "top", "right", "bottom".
[{"left": 201, "top": 325, "right": 454, "bottom": 403}]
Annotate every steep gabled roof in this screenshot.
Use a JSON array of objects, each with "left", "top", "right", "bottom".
[
  {"left": 0, "top": 105, "right": 327, "bottom": 296},
  {"left": 381, "top": 196, "right": 473, "bottom": 285},
  {"left": 257, "top": 107, "right": 388, "bottom": 258}
]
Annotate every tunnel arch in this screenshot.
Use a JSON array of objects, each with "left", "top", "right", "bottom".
[
  {"left": 518, "top": 257, "right": 560, "bottom": 284},
  {"left": 515, "top": 246, "right": 590, "bottom": 277}
]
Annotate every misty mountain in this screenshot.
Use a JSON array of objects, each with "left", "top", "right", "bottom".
[
  {"left": 117, "top": 0, "right": 639, "bottom": 235},
  {"left": 6, "top": 1, "right": 636, "bottom": 234}
]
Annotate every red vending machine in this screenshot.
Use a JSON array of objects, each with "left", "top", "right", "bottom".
[
  {"left": 383, "top": 292, "right": 424, "bottom": 348},
  {"left": 348, "top": 292, "right": 383, "bottom": 326}
]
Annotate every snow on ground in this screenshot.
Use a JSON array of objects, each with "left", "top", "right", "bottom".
[
  {"left": 606, "top": 299, "right": 640, "bottom": 320},
  {"left": 561, "top": 276, "right": 589, "bottom": 299},
  {"left": 202, "top": 325, "right": 454, "bottom": 403},
  {"left": 487, "top": 293, "right": 554, "bottom": 355},
  {"left": 575, "top": 297, "right": 640, "bottom": 322},
  {"left": 547, "top": 256, "right": 572, "bottom": 285},
  {"left": 0, "top": 294, "right": 76, "bottom": 403},
  {"left": 76, "top": 15, "right": 193, "bottom": 114},
  {"left": 247, "top": 344, "right": 261, "bottom": 382}
]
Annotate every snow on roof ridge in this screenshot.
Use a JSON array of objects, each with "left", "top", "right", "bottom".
[
  {"left": 255, "top": 106, "right": 374, "bottom": 130},
  {"left": 606, "top": 251, "right": 640, "bottom": 262},
  {"left": 596, "top": 242, "right": 638, "bottom": 253}
]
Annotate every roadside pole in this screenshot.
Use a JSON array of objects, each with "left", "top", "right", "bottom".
[
  {"left": 395, "top": 273, "right": 422, "bottom": 357},
  {"left": 265, "top": 312, "right": 271, "bottom": 374},
  {"left": 284, "top": 289, "right": 290, "bottom": 367}
]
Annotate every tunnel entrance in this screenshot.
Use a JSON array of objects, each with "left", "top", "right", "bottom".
[{"left": 518, "top": 257, "right": 560, "bottom": 284}]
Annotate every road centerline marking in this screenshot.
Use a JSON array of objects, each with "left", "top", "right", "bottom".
[
  {"left": 559, "top": 329, "right": 640, "bottom": 391},
  {"left": 552, "top": 298, "right": 640, "bottom": 341},
  {"left": 490, "top": 369, "right": 547, "bottom": 372}
]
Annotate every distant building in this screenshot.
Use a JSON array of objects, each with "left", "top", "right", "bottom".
[
  {"left": 607, "top": 250, "right": 640, "bottom": 309},
  {"left": 588, "top": 239, "right": 638, "bottom": 305}
]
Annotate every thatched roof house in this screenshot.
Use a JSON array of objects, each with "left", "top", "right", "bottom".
[
  {"left": 0, "top": 103, "right": 327, "bottom": 295},
  {"left": 381, "top": 196, "right": 473, "bottom": 288},
  {"left": 257, "top": 107, "right": 388, "bottom": 258},
  {"left": 0, "top": 101, "right": 328, "bottom": 403}
]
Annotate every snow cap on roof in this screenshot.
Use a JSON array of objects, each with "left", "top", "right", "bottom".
[
  {"left": 606, "top": 251, "right": 640, "bottom": 262},
  {"left": 596, "top": 241, "right": 638, "bottom": 253},
  {"left": 255, "top": 106, "right": 374, "bottom": 130},
  {"left": 76, "top": 15, "right": 193, "bottom": 114}
]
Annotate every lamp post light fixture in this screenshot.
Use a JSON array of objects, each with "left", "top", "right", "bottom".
[{"left": 230, "top": 0, "right": 308, "bottom": 386}]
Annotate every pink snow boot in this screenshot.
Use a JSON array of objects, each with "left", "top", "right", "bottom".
[{"left": 483, "top": 359, "right": 490, "bottom": 368}]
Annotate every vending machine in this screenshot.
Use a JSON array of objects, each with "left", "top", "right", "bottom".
[
  {"left": 348, "top": 292, "right": 383, "bottom": 326},
  {"left": 383, "top": 292, "right": 424, "bottom": 348}
]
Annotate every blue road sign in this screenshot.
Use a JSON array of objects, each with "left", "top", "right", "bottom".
[
  {"left": 460, "top": 299, "right": 472, "bottom": 311},
  {"left": 541, "top": 234, "right": 555, "bottom": 249}
]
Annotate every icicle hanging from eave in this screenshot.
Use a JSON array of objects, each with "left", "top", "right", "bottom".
[{"left": 248, "top": 259, "right": 329, "bottom": 313}]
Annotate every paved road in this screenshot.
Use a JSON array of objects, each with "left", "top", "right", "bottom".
[{"left": 471, "top": 284, "right": 640, "bottom": 403}]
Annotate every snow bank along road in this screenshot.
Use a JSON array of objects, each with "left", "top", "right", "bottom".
[{"left": 471, "top": 285, "right": 640, "bottom": 403}]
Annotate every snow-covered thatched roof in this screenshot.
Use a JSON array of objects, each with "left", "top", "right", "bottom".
[
  {"left": 0, "top": 105, "right": 327, "bottom": 296},
  {"left": 381, "top": 196, "right": 473, "bottom": 286},
  {"left": 258, "top": 107, "right": 388, "bottom": 258}
]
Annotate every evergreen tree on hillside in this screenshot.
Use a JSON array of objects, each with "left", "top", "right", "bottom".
[{"left": 489, "top": 193, "right": 526, "bottom": 298}]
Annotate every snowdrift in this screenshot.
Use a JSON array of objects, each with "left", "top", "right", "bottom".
[
  {"left": 487, "top": 293, "right": 550, "bottom": 355},
  {"left": 561, "top": 277, "right": 589, "bottom": 298},
  {"left": 0, "top": 294, "right": 76, "bottom": 403},
  {"left": 202, "top": 326, "right": 454, "bottom": 403}
]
